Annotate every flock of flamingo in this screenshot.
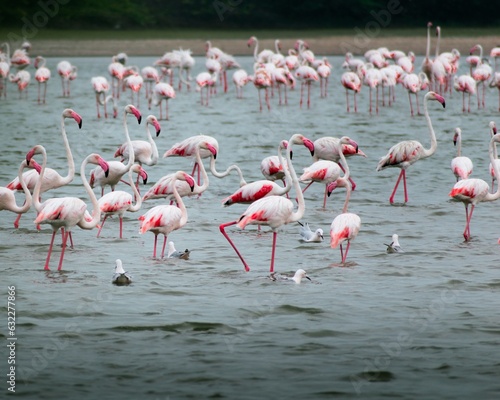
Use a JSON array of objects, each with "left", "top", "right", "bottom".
[{"left": 1, "top": 24, "right": 500, "bottom": 275}]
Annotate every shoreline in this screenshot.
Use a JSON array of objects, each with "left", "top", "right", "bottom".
[{"left": 20, "top": 36, "right": 500, "bottom": 58}]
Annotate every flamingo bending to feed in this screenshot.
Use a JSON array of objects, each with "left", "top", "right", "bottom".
[
  {"left": 0, "top": 159, "right": 33, "bottom": 218},
  {"left": 57, "top": 60, "right": 77, "bottom": 97},
  {"left": 91, "top": 76, "right": 117, "bottom": 118},
  {"left": 219, "top": 134, "right": 312, "bottom": 273},
  {"left": 300, "top": 136, "right": 359, "bottom": 208},
  {"left": 33, "top": 56, "right": 51, "bottom": 104},
  {"left": 7, "top": 108, "right": 82, "bottom": 228},
  {"left": 376, "top": 91, "right": 445, "bottom": 204},
  {"left": 9, "top": 70, "right": 30, "bottom": 99},
  {"left": 327, "top": 177, "right": 361, "bottom": 264},
  {"left": 139, "top": 171, "right": 195, "bottom": 259},
  {"left": 90, "top": 105, "right": 141, "bottom": 196},
  {"left": 96, "top": 164, "right": 146, "bottom": 239},
  {"left": 449, "top": 130, "right": 500, "bottom": 241},
  {"left": 450, "top": 127, "right": 473, "bottom": 181},
  {"left": 222, "top": 136, "right": 314, "bottom": 206},
  {"left": 27, "top": 145, "right": 109, "bottom": 271}
]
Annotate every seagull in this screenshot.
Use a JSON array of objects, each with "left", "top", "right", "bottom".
[
  {"left": 298, "top": 221, "right": 324, "bottom": 242},
  {"left": 269, "top": 269, "right": 312, "bottom": 284},
  {"left": 384, "top": 234, "right": 404, "bottom": 253},
  {"left": 167, "top": 241, "right": 190, "bottom": 259},
  {"left": 112, "top": 259, "right": 133, "bottom": 285}
]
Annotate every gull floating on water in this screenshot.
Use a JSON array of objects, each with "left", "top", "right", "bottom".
[
  {"left": 269, "top": 269, "right": 312, "bottom": 284},
  {"left": 298, "top": 221, "right": 324, "bottom": 242},
  {"left": 384, "top": 234, "right": 404, "bottom": 253},
  {"left": 167, "top": 241, "right": 190, "bottom": 259},
  {"left": 112, "top": 259, "right": 133, "bottom": 285}
]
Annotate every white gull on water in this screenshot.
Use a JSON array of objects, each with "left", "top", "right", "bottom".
[
  {"left": 112, "top": 259, "right": 133, "bottom": 285},
  {"left": 269, "top": 269, "right": 312, "bottom": 284},
  {"left": 298, "top": 221, "right": 324, "bottom": 242},
  {"left": 385, "top": 233, "right": 404, "bottom": 253},
  {"left": 167, "top": 241, "right": 191, "bottom": 259}
]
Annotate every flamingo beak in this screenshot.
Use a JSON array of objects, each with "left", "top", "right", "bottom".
[
  {"left": 98, "top": 157, "right": 110, "bottom": 178},
  {"left": 72, "top": 111, "right": 83, "bottom": 129},
  {"left": 154, "top": 121, "right": 161, "bottom": 137},
  {"left": 141, "top": 169, "right": 148, "bottom": 185}
]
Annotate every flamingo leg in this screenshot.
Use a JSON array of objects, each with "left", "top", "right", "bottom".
[
  {"left": 323, "top": 185, "right": 328, "bottom": 208},
  {"left": 343, "top": 241, "right": 351, "bottom": 264},
  {"left": 44, "top": 230, "right": 58, "bottom": 270},
  {"left": 265, "top": 88, "right": 271, "bottom": 110},
  {"left": 354, "top": 91, "right": 358, "bottom": 113},
  {"left": 14, "top": 210, "right": 23, "bottom": 228},
  {"left": 161, "top": 235, "right": 168, "bottom": 258},
  {"left": 258, "top": 89, "right": 263, "bottom": 111},
  {"left": 416, "top": 93, "right": 421, "bottom": 115},
  {"left": 153, "top": 234, "right": 158, "bottom": 258},
  {"left": 219, "top": 221, "right": 250, "bottom": 272},
  {"left": 408, "top": 92, "right": 414, "bottom": 116},
  {"left": 389, "top": 169, "right": 405, "bottom": 204},
  {"left": 464, "top": 204, "right": 475, "bottom": 241},
  {"left": 345, "top": 89, "right": 350, "bottom": 113},
  {"left": 300, "top": 82, "right": 304, "bottom": 108},
  {"left": 97, "top": 215, "right": 108, "bottom": 238},
  {"left": 119, "top": 216, "right": 123, "bottom": 239},
  {"left": 301, "top": 181, "right": 314, "bottom": 194},
  {"left": 57, "top": 229, "right": 69, "bottom": 271},
  {"left": 307, "top": 83, "right": 311, "bottom": 108},
  {"left": 269, "top": 231, "right": 278, "bottom": 273},
  {"left": 402, "top": 169, "right": 409, "bottom": 203},
  {"left": 339, "top": 244, "right": 344, "bottom": 263}
]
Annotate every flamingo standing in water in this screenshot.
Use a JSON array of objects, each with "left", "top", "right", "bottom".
[
  {"left": 453, "top": 74, "right": 476, "bottom": 113},
  {"left": 0, "top": 49, "right": 10, "bottom": 98},
  {"left": 222, "top": 136, "right": 314, "bottom": 207},
  {"left": 57, "top": 60, "right": 77, "bottom": 97},
  {"left": 33, "top": 56, "right": 51, "bottom": 104},
  {"left": 489, "top": 72, "right": 500, "bottom": 112},
  {"left": 376, "top": 91, "right": 446, "bottom": 204},
  {"left": 9, "top": 70, "right": 30, "bottom": 99},
  {"left": 124, "top": 72, "right": 143, "bottom": 107},
  {"left": 252, "top": 67, "right": 272, "bottom": 111},
  {"left": 219, "top": 134, "right": 313, "bottom": 273},
  {"left": 232, "top": 69, "right": 250, "bottom": 99},
  {"left": 341, "top": 70, "right": 361, "bottom": 113},
  {"left": 450, "top": 127, "right": 473, "bottom": 181},
  {"left": 91, "top": 76, "right": 117, "bottom": 119},
  {"left": 0, "top": 159, "right": 33, "bottom": 218},
  {"left": 327, "top": 177, "right": 361, "bottom": 264},
  {"left": 449, "top": 132, "right": 500, "bottom": 241},
  {"left": 295, "top": 65, "right": 319, "bottom": 108},
  {"left": 139, "top": 171, "right": 195, "bottom": 259},
  {"left": 141, "top": 66, "right": 159, "bottom": 99},
  {"left": 487, "top": 121, "right": 500, "bottom": 192},
  {"left": 7, "top": 108, "right": 82, "bottom": 229},
  {"left": 27, "top": 145, "right": 109, "bottom": 271},
  {"left": 96, "top": 164, "right": 146, "bottom": 239},
  {"left": 90, "top": 105, "right": 141, "bottom": 196},
  {"left": 148, "top": 81, "right": 175, "bottom": 120},
  {"left": 260, "top": 140, "right": 289, "bottom": 185}
]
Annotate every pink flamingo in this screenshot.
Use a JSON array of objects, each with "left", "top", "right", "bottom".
[
  {"left": 341, "top": 71, "right": 361, "bottom": 113},
  {"left": 124, "top": 72, "right": 143, "bottom": 107},
  {"left": 252, "top": 67, "right": 272, "bottom": 111},
  {"left": 232, "top": 69, "right": 250, "bottom": 99},
  {"left": 195, "top": 71, "right": 217, "bottom": 106},
  {"left": 316, "top": 58, "right": 331, "bottom": 98},
  {"left": 295, "top": 65, "right": 319, "bottom": 108},
  {"left": 300, "top": 136, "right": 358, "bottom": 208},
  {"left": 143, "top": 141, "right": 217, "bottom": 203},
  {"left": 91, "top": 76, "right": 117, "bottom": 119},
  {"left": 0, "top": 158, "right": 33, "bottom": 218},
  {"left": 260, "top": 140, "right": 289, "bottom": 184},
  {"left": 164, "top": 134, "right": 247, "bottom": 187},
  {"left": 141, "top": 66, "right": 159, "bottom": 99},
  {"left": 33, "top": 56, "right": 51, "bottom": 104},
  {"left": 450, "top": 128, "right": 473, "bottom": 181},
  {"left": 108, "top": 58, "right": 127, "bottom": 98},
  {"left": 376, "top": 91, "right": 445, "bottom": 204},
  {"left": 0, "top": 57, "right": 9, "bottom": 98},
  {"left": 90, "top": 105, "right": 141, "bottom": 196},
  {"left": 97, "top": 164, "right": 146, "bottom": 239},
  {"left": 453, "top": 74, "right": 476, "bottom": 113},
  {"left": 487, "top": 121, "right": 500, "bottom": 192},
  {"left": 148, "top": 81, "right": 175, "bottom": 120},
  {"left": 57, "top": 60, "right": 77, "bottom": 97},
  {"left": 7, "top": 108, "right": 82, "bottom": 229},
  {"left": 28, "top": 145, "right": 109, "bottom": 270},
  {"left": 471, "top": 50, "right": 492, "bottom": 109},
  {"left": 363, "top": 64, "right": 382, "bottom": 114},
  {"left": 421, "top": 22, "right": 433, "bottom": 82},
  {"left": 8, "top": 70, "right": 30, "bottom": 99},
  {"left": 219, "top": 133, "right": 311, "bottom": 273},
  {"left": 10, "top": 48, "right": 30, "bottom": 70},
  {"left": 138, "top": 171, "right": 195, "bottom": 259},
  {"left": 327, "top": 178, "right": 361, "bottom": 264},
  {"left": 402, "top": 73, "right": 423, "bottom": 116},
  {"left": 449, "top": 132, "right": 500, "bottom": 241},
  {"left": 222, "top": 136, "right": 314, "bottom": 207},
  {"left": 489, "top": 72, "right": 500, "bottom": 112}
]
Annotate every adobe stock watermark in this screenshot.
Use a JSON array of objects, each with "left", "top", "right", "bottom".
[
  {"left": 5, "top": 0, "right": 70, "bottom": 47},
  {"left": 213, "top": 0, "right": 243, "bottom": 22},
  {"left": 349, "top": 285, "right": 462, "bottom": 395},
  {"left": 340, "top": 0, "right": 404, "bottom": 54}
]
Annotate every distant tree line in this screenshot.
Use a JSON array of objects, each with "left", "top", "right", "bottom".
[{"left": 1, "top": 0, "right": 498, "bottom": 30}]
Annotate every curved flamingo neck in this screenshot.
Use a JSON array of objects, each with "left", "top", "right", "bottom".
[
  {"left": 252, "top": 37, "right": 259, "bottom": 61},
  {"left": 171, "top": 173, "right": 188, "bottom": 226},
  {"left": 487, "top": 136, "right": 500, "bottom": 200},
  {"left": 123, "top": 109, "right": 135, "bottom": 171},
  {"left": 12, "top": 160, "right": 32, "bottom": 213},
  {"left": 425, "top": 24, "right": 431, "bottom": 60},
  {"left": 60, "top": 114, "right": 75, "bottom": 186},
  {"left": 490, "top": 125, "right": 498, "bottom": 159},
  {"left": 127, "top": 168, "right": 142, "bottom": 212},
  {"left": 455, "top": 132, "right": 462, "bottom": 157},
  {"left": 435, "top": 27, "right": 441, "bottom": 58},
  {"left": 337, "top": 141, "right": 351, "bottom": 181},
  {"left": 422, "top": 95, "right": 438, "bottom": 158},
  {"left": 341, "top": 179, "right": 353, "bottom": 213},
  {"left": 146, "top": 122, "right": 159, "bottom": 165},
  {"left": 77, "top": 155, "right": 102, "bottom": 229},
  {"left": 286, "top": 134, "right": 306, "bottom": 223},
  {"left": 195, "top": 147, "right": 210, "bottom": 193},
  {"left": 32, "top": 145, "right": 47, "bottom": 213},
  {"left": 210, "top": 156, "right": 247, "bottom": 186},
  {"left": 276, "top": 141, "right": 292, "bottom": 194}
]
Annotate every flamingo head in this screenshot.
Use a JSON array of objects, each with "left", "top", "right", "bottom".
[
  {"left": 490, "top": 121, "right": 497, "bottom": 135},
  {"left": 340, "top": 136, "right": 359, "bottom": 154},
  {"left": 88, "top": 154, "right": 110, "bottom": 178},
  {"left": 427, "top": 21, "right": 432, "bottom": 28},
  {"left": 146, "top": 115, "right": 161, "bottom": 136},
  {"left": 453, "top": 128, "right": 461, "bottom": 146},
  {"left": 125, "top": 104, "right": 142, "bottom": 124},
  {"left": 200, "top": 141, "right": 218, "bottom": 159},
  {"left": 63, "top": 109, "right": 83, "bottom": 129},
  {"left": 178, "top": 171, "right": 195, "bottom": 192},
  {"left": 247, "top": 36, "right": 256, "bottom": 47},
  {"left": 292, "top": 135, "right": 314, "bottom": 156},
  {"left": 132, "top": 165, "right": 148, "bottom": 185},
  {"left": 426, "top": 91, "right": 446, "bottom": 108},
  {"left": 327, "top": 177, "right": 351, "bottom": 197},
  {"left": 469, "top": 44, "right": 480, "bottom": 55},
  {"left": 26, "top": 145, "right": 44, "bottom": 164}
]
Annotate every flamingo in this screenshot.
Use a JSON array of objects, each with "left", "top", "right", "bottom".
[
  {"left": 252, "top": 67, "right": 272, "bottom": 111},
  {"left": 91, "top": 76, "right": 117, "bottom": 119},
  {"left": 164, "top": 134, "right": 246, "bottom": 187},
  {"left": 141, "top": 66, "right": 159, "bottom": 99},
  {"left": 271, "top": 66, "right": 294, "bottom": 105},
  {"left": 402, "top": 73, "right": 423, "bottom": 116},
  {"left": 7, "top": 108, "right": 82, "bottom": 229},
  {"left": 148, "top": 81, "right": 175, "bottom": 120},
  {"left": 219, "top": 133, "right": 312, "bottom": 273},
  {"left": 138, "top": 171, "right": 195, "bottom": 259},
  {"left": 450, "top": 128, "right": 473, "bottom": 181},
  {"left": 90, "top": 105, "right": 141, "bottom": 196},
  {"left": 363, "top": 64, "right": 382, "bottom": 114},
  {"left": 123, "top": 72, "right": 143, "bottom": 107},
  {"left": 376, "top": 91, "right": 446, "bottom": 204},
  {"left": 295, "top": 65, "right": 319, "bottom": 108},
  {"left": 300, "top": 136, "right": 358, "bottom": 208},
  {"left": 489, "top": 72, "right": 500, "bottom": 112},
  {"left": 248, "top": 36, "right": 276, "bottom": 65},
  {"left": 260, "top": 140, "right": 289, "bottom": 184},
  {"left": 96, "top": 164, "right": 146, "bottom": 239},
  {"left": 232, "top": 69, "right": 250, "bottom": 99},
  {"left": 471, "top": 52, "right": 492, "bottom": 109},
  {"left": 487, "top": 121, "right": 500, "bottom": 192},
  {"left": 27, "top": 145, "right": 109, "bottom": 271},
  {"left": 143, "top": 141, "right": 216, "bottom": 203},
  {"left": 33, "top": 56, "right": 51, "bottom": 104},
  {"left": 0, "top": 159, "right": 33, "bottom": 219},
  {"left": 490, "top": 47, "right": 500, "bottom": 71},
  {"left": 195, "top": 71, "right": 217, "bottom": 106},
  {"left": 316, "top": 58, "right": 332, "bottom": 98},
  {"left": 8, "top": 70, "right": 30, "bottom": 99},
  {"left": 453, "top": 74, "right": 476, "bottom": 113},
  {"left": 449, "top": 132, "right": 500, "bottom": 241},
  {"left": 108, "top": 58, "right": 127, "bottom": 98},
  {"left": 222, "top": 137, "right": 314, "bottom": 207},
  {"left": 10, "top": 48, "right": 30, "bottom": 70},
  {"left": 57, "top": 60, "right": 77, "bottom": 97},
  {"left": 176, "top": 48, "right": 195, "bottom": 91},
  {"left": 327, "top": 177, "right": 361, "bottom": 264},
  {"left": 0, "top": 52, "right": 9, "bottom": 98},
  {"left": 341, "top": 70, "right": 361, "bottom": 113}
]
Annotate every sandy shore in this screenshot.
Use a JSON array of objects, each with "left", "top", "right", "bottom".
[{"left": 29, "top": 36, "right": 500, "bottom": 58}]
